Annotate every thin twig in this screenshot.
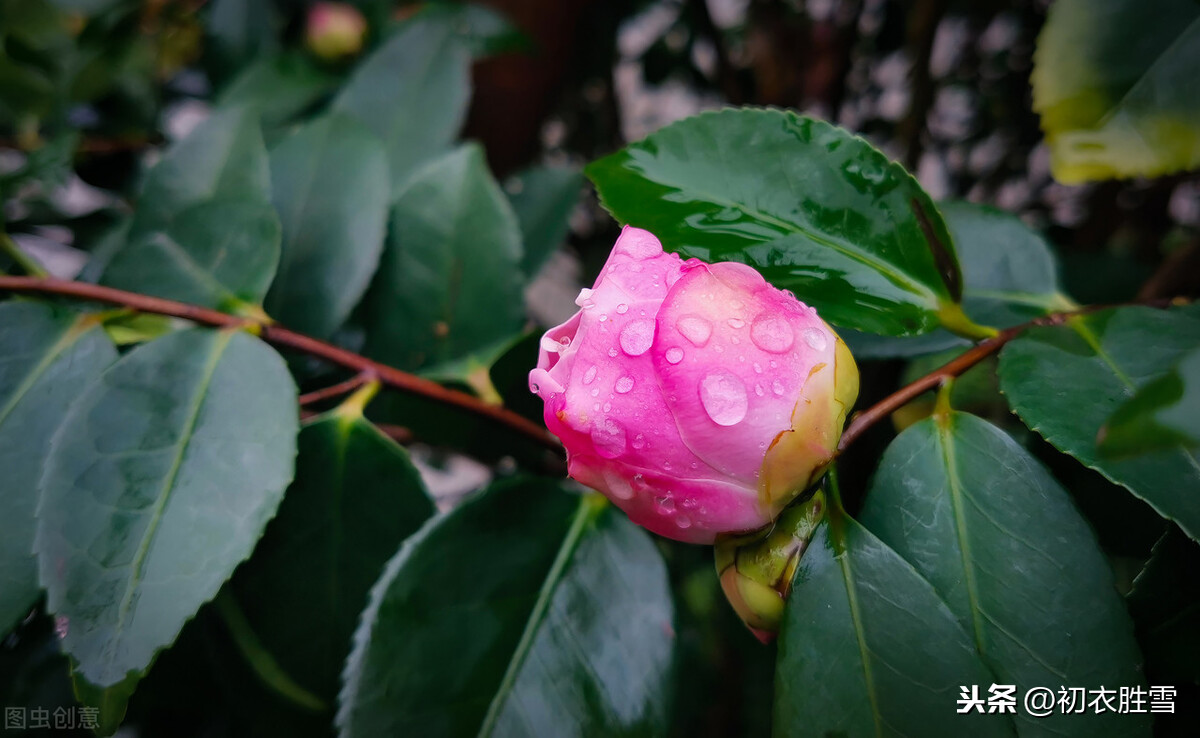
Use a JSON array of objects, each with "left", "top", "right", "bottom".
[
  {"left": 298, "top": 371, "right": 376, "bottom": 406},
  {"left": 836, "top": 297, "right": 1182, "bottom": 452},
  {"left": 0, "top": 276, "right": 560, "bottom": 452}
]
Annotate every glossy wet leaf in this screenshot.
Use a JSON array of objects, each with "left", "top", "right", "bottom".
[
  {"left": 1032, "top": 0, "right": 1200, "bottom": 183},
  {"left": 845, "top": 201, "right": 1066, "bottom": 358},
  {"left": 363, "top": 144, "right": 524, "bottom": 371},
  {"left": 333, "top": 12, "right": 470, "bottom": 195},
  {"left": 36, "top": 328, "right": 298, "bottom": 692},
  {"left": 505, "top": 165, "right": 583, "bottom": 277},
  {"left": 337, "top": 480, "right": 674, "bottom": 738},
  {"left": 860, "top": 411, "right": 1149, "bottom": 737},
  {"left": 586, "top": 109, "right": 966, "bottom": 337},
  {"left": 101, "top": 198, "right": 282, "bottom": 311},
  {"left": 0, "top": 303, "right": 116, "bottom": 634},
  {"left": 232, "top": 408, "right": 434, "bottom": 703},
  {"left": 264, "top": 114, "right": 390, "bottom": 338},
  {"left": 131, "top": 106, "right": 271, "bottom": 235},
  {"left": 774, "top": 500, "right": 1011, "bottom": 737},
  {"left": 1100, "top": 346, "right": 1200, "bottom": 457},
  {"left": 999, "top": 304, "right": 1200, "bottom": 540}
]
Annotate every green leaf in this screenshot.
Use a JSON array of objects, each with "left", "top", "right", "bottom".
[
  {"left": 205, "top": 0, "right": 279, "bottom": 80},
  {"left": 505, "top": 165, "right": 583, "bottom": 278},
  {"left": 0, "top": 303, "right": 116, "bottom": 634},
  {"left": 1128, "top": 527, "right": 1200, "bottom": 685},
  {"left": 337, "top": 481, "right": 674, "bottom": 737},
  {"left": 131, "top": 106, "right": 271, "bottom": 235},
  {"left": 333, "top": 12, "right": 471, "bottom": 195},
  {"left": 36, "top": 328, "right": 297, "bottom": 697},
  {"left": 860, "top": 411, "right": 1150, "bottom": 737},
  {"left": 774, "top": 496, "right": 1012, "bottom": 737},
  {"left": 845, "top": 201, "right": 1068, "bottom": 358},
  {"left": 232, "top": 406, "right": 435, "bottom": 703},
  {"left": 1032, "top": 0, "right": 1200, "bottom": 183},
  {"left": 217, "top": 53, "right": 341, "bottom": 129},
  {"left": 586, "top": 109, "right": 971, "bottom": 337},
  {"left": 264, "top": 114, "right": 390, "bottom": 338},
  {"left": 101, "top": 198, "right": 282, "bottom": 311},
  {"left": 363, "top": 144, "right": 525, "bottom": 371},
  {"left": 1100, "top": 346, "right": 1200, "bottom": 457},
  {"left": 411, "top": 2, "right": 528, "bottom": 57},
  {"left": 998, "top": 304, "right": 1200, "bottom": 539}
]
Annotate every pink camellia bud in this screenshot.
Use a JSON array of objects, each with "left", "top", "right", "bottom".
[
  {"left": 306, "top": 2, "right": 367, "bottom": 61},
  {"left": 529, "top": 227, "right": 859, "bottom": 544}
]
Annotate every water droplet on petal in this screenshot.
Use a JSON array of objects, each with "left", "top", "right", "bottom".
[
  {"left": 603, "top": 402, "right": 611, "bottom": 412},
  {"left": 599, "top": 314, "right": 608, "bottom": 322},
  {"left": 727, "top": 318, "right": 745, "bottom": 329},
  {"left": 750, "top": 315, "right": 795, "bottom": 353},
  {"left": 682, "top": 497, "right": 698, "bottom": 509},
  {"left": 530, "top": 382, "right": 540, "bottom": 394},
  {"left": 593, "top": 402, "right": 600, "bottom": 411},
  {"left": 677, "top": 316, "right": 713, "bottom": 346},
  {"left": 676, "top": 515, "right": 692, "bottom": 529},
  {"left": 591, "top": 388, "right": 600, "bottom": 397},
  {"left": 591, "top": 417, "right": 626, "bottom": 458},
  {"left": 803, "top": 327, "right": 828, "bottom": 350},
  {"left": 615, "top": 376, "right": 635, "bottom": 393},
  {"left": 620, "top": 319, "right": 655, "bottom": 356},
  {"left": 665, "top": 347, "right": 684, "bottom": 364},
  {"left": 700, "top": 372, "right": 749, "bottom": 426},
  {"left": 772, "top": 379, "right": 785, "bottom": 396},
  {"left": 605, "top": 471, "right": 634, "bottom": 500},
  {"left": 730, "top": 336, "right": 740, "bottom": 345},
  {"left": 656, "top": 496, "right": 676, "bottom": 513},
  {"left": 583, "top": 365, "right": 598, "bottom": 384},
  {"left": 616, "top": 303, "right": 629, "bottom": 314},
  {"left": 632, "top": 434, "right": 646, "bottom": 450},
  {"left": 608, "top": 348, "right": 619, "bottom": 358},
  {"left": 754, "top": 383, "right": 764, "bottom": 397},
  {"left": 754, "top": 362, "right": 763, "bottom": 373}
]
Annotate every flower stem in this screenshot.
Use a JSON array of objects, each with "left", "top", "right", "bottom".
[{"left": 0, "top": 276, "right": 560, "bottom": 451}]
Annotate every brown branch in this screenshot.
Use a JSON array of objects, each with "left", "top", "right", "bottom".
[
  {"left": 898, "top": 0, "right": 947, "bottom": 171},
  {"left": 836, "top": 297, "right": 1183, "bottom": 453},
  {"left": 0, "top": 276, "right": 561, "bottom": 452},
  {"left": 298, "top": 371, "right": 376, "bottom": 407}
]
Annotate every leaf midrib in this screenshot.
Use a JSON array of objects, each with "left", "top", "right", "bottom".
[
  {"left": 476, "top": 496, "right": 598, "bottom": 737},
  {"left": 935, "top": 415, "right": 989, "bottom": 657},
  {"left": 1091, "top": 15, "right": 1200, "bottom": 131},
  {"left": 1070, "top": 318, "right": 1200, "bottom": 475},
  {"left": 113, "top": 330, "right": 233, "bottom": 641},
  {"left": 0, "top": 317, "right": 90, "bottom": 429},
  {"left": 830, "top": 515, "right": 883, "bottom": 738}
]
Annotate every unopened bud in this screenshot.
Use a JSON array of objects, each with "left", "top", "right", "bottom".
[
  {"left": 306, "top": 2, "right": 367, "bottom": 61},
  {"left": 715, "top": 490, "right": 826, "bottom": 642}
]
